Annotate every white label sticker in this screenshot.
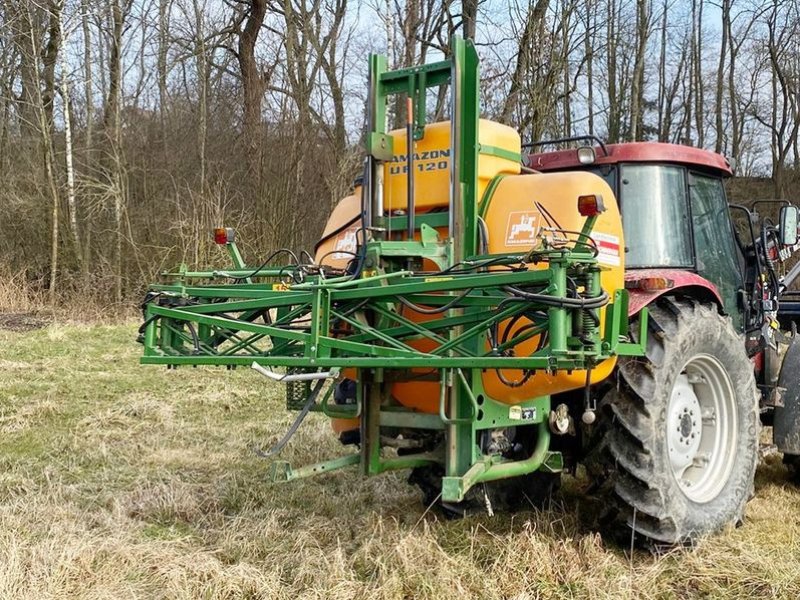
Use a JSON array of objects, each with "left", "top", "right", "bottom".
[
  {"left": 505, "top": 211, "right": 541, "bottom": 246},
  {"left": 591, "top": 231, "right": 621, "bottom": 266},
  {"left": 508, "top": 405, "right": 537, "bottom": 421}
]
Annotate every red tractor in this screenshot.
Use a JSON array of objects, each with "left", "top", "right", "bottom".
[{"left": 527, "top": 136, "right": 800, "bottom": 541}]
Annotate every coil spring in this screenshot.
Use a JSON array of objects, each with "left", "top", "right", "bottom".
[{"left": 285, "top": 368, "right": 312, "bottom": 410}]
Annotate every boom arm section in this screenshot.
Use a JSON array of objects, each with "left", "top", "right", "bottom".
[{"left": 141, "top": 242, "right": 643, "bottom": 372}]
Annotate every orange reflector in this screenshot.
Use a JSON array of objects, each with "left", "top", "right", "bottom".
[
  {"left": 214, "top": 227, "right": 234, "bottom": 245},
  {"left": 578, "top": 194, "right": 606, "bottom": 217},
  {"left": 625, "top": 277, "right": 674, "bottom": 292}
]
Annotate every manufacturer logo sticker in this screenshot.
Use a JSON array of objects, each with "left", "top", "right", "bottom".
[
  {"left": 505, "top": 211, "right": 541, "bottom": 246},
  {"left": 332, "top": 226, "right": 359, "bottom": 259}
]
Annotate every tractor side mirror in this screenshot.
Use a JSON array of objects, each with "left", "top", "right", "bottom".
[
  {"left": 577, "top": 146, "right": 596, "bottom": 165},
  {"left": 779, "top": 205, "right": 799, "bottom": 246}
]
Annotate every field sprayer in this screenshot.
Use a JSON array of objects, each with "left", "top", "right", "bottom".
[{"left": 140, "top": 37, "right": 800, "bottom": 544}]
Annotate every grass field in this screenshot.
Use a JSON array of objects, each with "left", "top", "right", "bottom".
[{"left": 2, "top": 320, "right": 800, "bottom": 599}]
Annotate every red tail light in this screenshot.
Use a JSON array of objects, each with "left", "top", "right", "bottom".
[
  {"left": 214, "top": 227, "right": 234, "bottom": 245},
  {"left": 578, "top": 194, "right": 606, "bottom": 217}
]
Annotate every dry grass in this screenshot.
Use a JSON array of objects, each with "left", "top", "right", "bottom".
[
  {"left": 0, "top": 268, "right": 136, "bottom": 324},
  {"left": 2, "top": 322, "right": 800, "bottom": 599}
]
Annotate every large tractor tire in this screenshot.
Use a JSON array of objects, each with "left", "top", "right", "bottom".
[{"left": 585, "top": 297, "right": 759, "bottom": 544}]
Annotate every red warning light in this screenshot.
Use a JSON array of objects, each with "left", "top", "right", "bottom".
[
  {"left": 214, "top": 227, "right": 234, "bottom": 245},
  {"left": 578, "top": 194, "right": 606, "bottom": 217}
]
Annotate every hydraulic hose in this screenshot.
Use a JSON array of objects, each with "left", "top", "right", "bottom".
[{"left": 503, "top": 285, "right": 609, "bottom": 309}]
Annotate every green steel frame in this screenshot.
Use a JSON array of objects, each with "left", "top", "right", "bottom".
[{"left": 140, "top": 37, "right": 647, "bottom": 504}]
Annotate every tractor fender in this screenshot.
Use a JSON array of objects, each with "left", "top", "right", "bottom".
[
  {"left": 625, "top": 269, "right": 723, "bottom": 316},
  {"left": 774, "top": 332, "right": 800, "bottom": 454}
]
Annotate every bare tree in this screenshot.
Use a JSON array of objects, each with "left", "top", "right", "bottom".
[{"left": 629, "top": 0, "right": 650, "bottom": 140}]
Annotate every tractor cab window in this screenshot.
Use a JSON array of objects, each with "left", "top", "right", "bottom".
[
  {"left": 689, "top": 173, "right": 742, "bottom": 324},
  {"left": 619, "top": 165, "right": 693, "bottom": 268}
]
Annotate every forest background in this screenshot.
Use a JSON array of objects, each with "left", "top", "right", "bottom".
[{"left": 0, "top": 0, "right": 797, "bottom": 308}]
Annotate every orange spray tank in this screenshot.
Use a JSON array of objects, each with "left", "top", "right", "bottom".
[{"left": 316, "top": 120, "right": 624, "bottom": 422}]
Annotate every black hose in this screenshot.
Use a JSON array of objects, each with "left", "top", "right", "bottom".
[
  {"left": 503, "top": 285, "right": 609, "bottom": 309},
  {"left": 312, "top": 214, "right": 361, "bottom": 253},
  {"left": 315, "top": 249, "right": 358, "bottom": 266},
  {"left": 232, "top": 248, "right": 300, "bottom": 282},
  {"left": 186, "top": 322, "right": 201, "bottom": 353},
  {"left": 496, "top": 367, "right": 534, "bottom": 388},
  {"left": 137, "top": 314, "right": 160, "bottom": 334},
  {"left": 397, "top": 288, "right": 474, "bottom": 314}
]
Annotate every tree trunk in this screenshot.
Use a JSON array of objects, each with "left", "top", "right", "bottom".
[
  {"left": 728, "top": 13, "right": 740, "bottom": 161},
  {"left": 606, "top": 0, "right": 620, "bottom": 143},
  {"left": 585, "top": 1, "right": 595, "bottom": 136},
  {"left": 237, "top": 0, "right": 269, "bottom": 141},
  {"left": 500, "top": 0, "right": 549, "bottom": 125},
  {"left": 81, "top": 0, "right": 94, "bottom": 161},
  {"left": 463, "top": 0, "right": 477, "bottom": 39},
  {"left": 61, "top": 45, "right": 83, "bottom": 275},
  {"left": 629, "top": 0, "right": 648, "bottom": 141},
  {"left": 657, "top": 0, "right": 667, "bottom": 140},
  {"left": 41, "top": 0, "right": 63, "bottom": 131},
  {"left": 158, "top": 0, "right": 171, "bottom": 153},
  {"left": 193, "top": 0, "right": 207, "bottom": 191},
  {"left": 714, "top": 0, "right": 729, "bottom": 154},
  {"left": 693, "top": 0, "right": 704, "bottom": 146},
  {"left": 105, "top": 0, "right": 127, "bottom": 303}
]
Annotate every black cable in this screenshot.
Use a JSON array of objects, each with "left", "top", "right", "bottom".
[
  {"left": 437, "top": 256, "right": 526, "bottom": 275},
  {"left": 232, "top": 248, "right": 300, "bottom": 282},
  {"left": 544, "top": 228, "right": 600, "bottom": 257},
  {"left": 312, "top": 214, "right": 361, "bottom": 253},
  {"left": 339, "top": 298, "right": 370, "bottom": 318},
  {"left": 496, "top": 367, "right": 534, "bottom": 388},
  {"left": 396, "top": 288, "right": 474, "bottom": 314},
  {"left": 341, "top": 191, "right": 370, "bottom": 284},
  {"left": 316, "top": 249, "right": 358, "bottom": 265},
  {"left": 535, "top": 201, "right": 563, "bottom": 230},
  {"left": 137, "top": 314, "right": 160, "bottom": 334},
  {"left": 503, "top": 285, "right": 609, "bottom": 309},
  {"left": 186, "top": 322, "right": 201, "bottom": 353}
]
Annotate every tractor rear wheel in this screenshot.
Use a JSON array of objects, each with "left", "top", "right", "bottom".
[{"left": 585, "top": 297, "right": 759, "bottom": 544}]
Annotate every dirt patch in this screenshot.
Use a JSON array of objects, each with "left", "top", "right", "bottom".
[{"left": 0, "top": 312, "right": 50, "bottom": 332}]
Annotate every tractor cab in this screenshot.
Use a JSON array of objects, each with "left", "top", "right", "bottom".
[{"left": 525, "top": 138, "right": 797, "bottom": 336}]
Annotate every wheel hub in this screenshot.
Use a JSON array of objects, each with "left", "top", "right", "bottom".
[
  {"left": 666, "top": 354, "right": 737, "bottom": 503},
  {"left": 679, "top": 413, "right": 693, "bottom": 438},
  {"left": 668, "top": 376, "right": 702, "bottom": 476}
]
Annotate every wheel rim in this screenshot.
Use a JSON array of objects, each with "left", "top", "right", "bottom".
[{"left": 667, "top": 354, "right": 737, "bottom": 503}]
